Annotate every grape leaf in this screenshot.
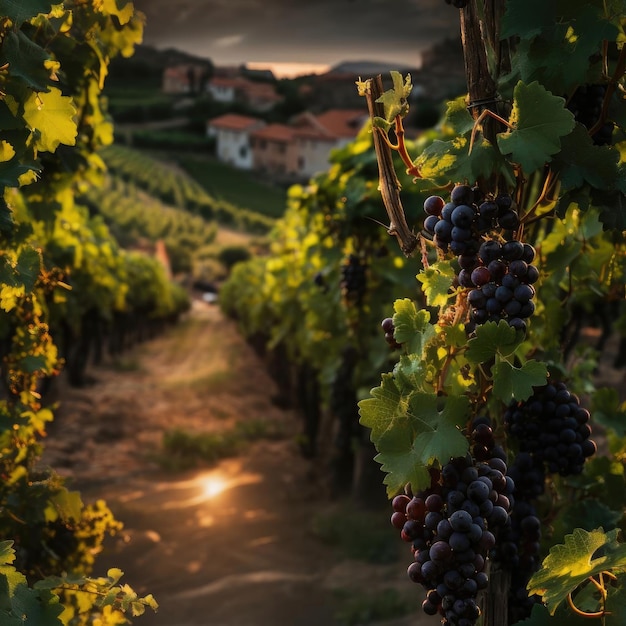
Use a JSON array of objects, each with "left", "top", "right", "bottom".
[
  {"left": 528, "top": 527, "right": 626, "bottom": 614},
  {"left": 512, "top": 602, "right": 588, "bottom": 626},
  {"left": 497, "top": 81, "right": 575, "bottom": 173},
  {"left": 408, "top": 392, "right": 469, "bottom": 465},
  {"left": 374, "top": 448, "right": 431, "bottom": 498},
  {"left": 375, "top": 71, "right": 411, "bottom": 124},
  {"left": 0, "top": 542, "right": 15, "bottom": 567},
  {"left": 358, "top": 373, "right": 406, "bottom": 445},
  {"left": 375, "top": 392, "right": 469, "bottom": 495},
  {"left": 552, "top": 499, "right": 623, "bottom": 547},
  {"left": 594, "top": 189, "right": 626, "bottom": 232},
  {"left": 417, "top": 261, "right": 456, "bottom": 308},
  {"left": 501, "top": 0, "right": 556, "bottom": 40},
  {"left": 551, "top": 125, "right": 620, "bottom": 191},
  {"left": 465, "top": 320, "right": 521, "bottom": 363},
  {"left": 0, "top": 31, "right": 53, "bottom": 92},
  {"left": 592, "top": 387, "right": 626, "bottom": 437},
  {"left": 391, "top": 298, "right": 435, "bottom": 355},
  {"left": 359, "top": 377, "right": 469, "bottom": 495},
  {"left": 492, "top": 359, "right": 548, "bottom": 403},
  {"left": 102, "top": 0, "right": 135, "bottom": 25},
  {"left": 23, "top": 88, "right": 77, "bottom": 153},
  {"left": 0, "top": 0, "right": 55, "bottom": 24},
  {"left": 16, "top": 247, "right": 40, "bottom": 292}
]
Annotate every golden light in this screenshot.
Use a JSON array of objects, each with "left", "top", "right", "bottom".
[{"left": 201, "top": 475, "right": 228, "bottom": 499}]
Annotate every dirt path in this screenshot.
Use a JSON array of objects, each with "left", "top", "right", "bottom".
[{"left": 40, "top": 300, "right": 422, "bottom": 626}]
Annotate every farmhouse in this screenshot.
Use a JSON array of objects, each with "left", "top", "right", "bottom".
[{"left": 208, "top": 109, "right": 368, "bottom": 181}]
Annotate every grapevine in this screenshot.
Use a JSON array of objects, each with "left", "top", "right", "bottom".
[
  {"left": 355, "top": 1, "right": 626, "bottom": 625},
  {"left": 219, "top": 1, "right": 626, "bottom": 623}
]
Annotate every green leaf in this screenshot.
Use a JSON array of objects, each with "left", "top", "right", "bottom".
[
  {"left": 512, "top": 602, "right": 588, "bottom": 626},
  {"left": 375, "top": 72, "right": 411, "bottom": 123},
  {"left": 23, "top": 88, "right": 77, "bottom": 153},
  {"left": 497, "top": 81, "right": 575, "bottom": 173},
  {"left": 0, "top": 0, "right": 55, "bottom": 24},
  {"left": 0, "top": 31, "right": 53, "bottom": 92},
  {"left": 592, "top": 387, "right": 626, "bottom": 437},
  {"left": 391, "top": 298, "right": 435, "bottom": 355},
  {"left": 552, "top": 125, "right": 620, "bottom": 191},
  {"left": 417, "top": 261, "right": 456, "bottom": 308},
  {"left": 554, "top": 499, "right": 623, "bottom": 544},
  {"left": 501, "top": 0, "right": 556, "bottom": 40},
  {"left": 375, "top": 392, "right": 470, "bottom": 496},
  {"left": 414, "top": 99, "right": 515, "bottom": 186},
  {"left": 0, "top": 542, "right": 15, "bottom": 567},
  {"left": 408, "top": 392, "right": 470, "bottom": 466},
  {"left": 102, "top": 0, "right": 135, "bottom": 24},
  {"left": 16, "top": 247, "right": 40, "bottom": 292},
  {"left": 359, "top": 377, "right": 470, "bottom": 495},
  {"left": 492, "top": 359, "right": 548, "bottom": 403},
  {"left": 359, "top": 373, "right": 405, "bottom": 446},
  {"left": 465, "top": 320, "right": 521, "bottom": 363},
  {"left": 46, "top": 488, "right": 82, "bottom": 523},
  {"left": 528, "top": 527, "right": 626, "bottom": 614}
]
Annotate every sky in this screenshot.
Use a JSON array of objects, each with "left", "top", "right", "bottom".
[{"left": 131, "top": 0, "right": 461, "bottom": 77}]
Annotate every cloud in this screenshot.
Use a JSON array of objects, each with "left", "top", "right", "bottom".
[{"left": 213, "top": 34, "right": 246, "bottom": 48}]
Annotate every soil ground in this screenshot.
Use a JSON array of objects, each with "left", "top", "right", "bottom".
[{"left": 40, "top": 299, "right": 427, "bottom": 626}]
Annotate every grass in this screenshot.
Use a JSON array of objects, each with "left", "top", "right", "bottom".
[
  {"left": 333, "top": 588, "right": 415, "bottom": 626},
  {"left": 173, "top": 153, "right": 287, "bottom": 219},
  {"left": 154, "top": 419, "right": 287, "bottom": 471},
  {"left": 310, "top": 503, "right": 401, "bottom": 565}
]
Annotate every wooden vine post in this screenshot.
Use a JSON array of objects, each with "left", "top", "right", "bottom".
[{"left": 459, "top": 4, "right": 511, "bottom": 624}]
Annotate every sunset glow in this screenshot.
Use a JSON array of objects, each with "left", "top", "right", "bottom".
[{"left": 246, "top": 61, "right": 330, "bottom": 79}]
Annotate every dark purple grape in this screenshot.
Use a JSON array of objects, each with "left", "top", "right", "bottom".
[
  {"left": 424, "top": 214, "right": 440, "bottom": 234},
  {"left": 499, "top": 210, "right": 520, "bottom": 230},
  {"left": 513, "top": 284, "right": 535, "bottom": 302},
  {"left": 502, "top": 241, "right": 525, "bottom": 261},
  {"left": 509, "top": 260, "right": 529, "bottom": 278},
  {"left": 470, "top": 266, "right": 491, "bottom": 286},
  {"left": 424, "top": 195, "right": 445, "bottom": 216},
  {"left": 451, "top": 184, "right": 473, "bottom": 205},
  {"left": 442, "top": 202, "right": 456, "bottom": 221},
  {"left": 478, "top": 201, "right": 498, "bottom": 219},
  {"left": 382, "top": 317, "right": 395, "bottom": 333},
  {"left": 451, "top": 204, "right": 475, "bottom": 229},
  {"left": 524, "top": 265, "right": 540, "bottom": 284},
  {"left": 487, "top": 260, "right": 507, "bottom": 281},
  {"left": 495, "top": 286, "right": 513, "bottom": 303},
  {"left": 458, "top": 254, "right": 478, "bottom": 270},
  {"left": 435, "top": 219, "right": 453, "bottom": 240},
  {"left": 495, "top": 194, "right": 513, "bottom": 212},
  {"left": 478, "top": 240, "right": 502, "bottom": 264}
]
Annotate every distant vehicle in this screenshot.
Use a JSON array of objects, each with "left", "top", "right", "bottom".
[{"left": 202, "top": 292, "right": 219, "bottom": 304}]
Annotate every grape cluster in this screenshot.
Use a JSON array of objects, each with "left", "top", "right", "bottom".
[
  {"left": 391, "top": 419, "right": 512, "bottom": 625},
  {"left": 567, "top": 84, "right": 614, "bottom": 146},
  {"left": 381, "top": 317, "right": 402, "bottom": 350},
  {"left": 496, "top": 453, "right": 544, "bottom": 623},
  {"left": 340, "top": 254, "right": 367, "bottom": 304},
  {"left": 464, "top": 239, "right": 539, "bottom": 334},
  {"left": 422, "top": 187, "right": 538, "bottom": 333},
  {"left": 423, "top": 186, "right": 520, "bottom": 256},
  {"left": 504, "top": 381, "right": 596, "bottom": 476}
]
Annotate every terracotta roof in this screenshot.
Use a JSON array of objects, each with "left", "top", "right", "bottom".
[
  {"left": 314, "top": 109, "right": 368, "bottom": 138},
  {"left": 251, "top": 124, "right": 296, "bottom": 142},
  {"left": 209, "top": 76, "right": 282, "bottom": 104},
  {"left": 208, "top": 113, "right": 263, "bottom": 131}
]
